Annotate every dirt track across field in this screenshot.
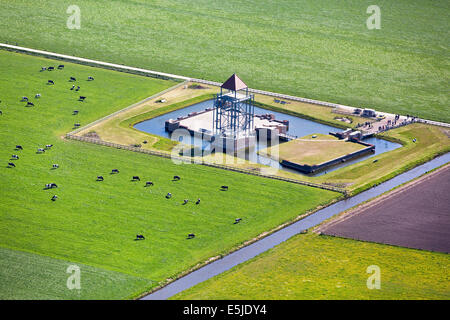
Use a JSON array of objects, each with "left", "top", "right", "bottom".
[{"left": 318, "top": 164, "right": 450, "bottom": 253}]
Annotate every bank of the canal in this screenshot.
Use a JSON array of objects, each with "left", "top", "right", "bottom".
[{"left": 141, "top": 152, "right": 450, "bottom": 300}]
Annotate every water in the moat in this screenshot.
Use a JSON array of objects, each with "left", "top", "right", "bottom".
[{"left": 134, "top": 99, "right": 401, "bottom": 176}]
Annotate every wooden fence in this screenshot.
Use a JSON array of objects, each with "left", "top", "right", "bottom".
[{"left": 65, "top": 133, "right": 347, "bottom": 195}]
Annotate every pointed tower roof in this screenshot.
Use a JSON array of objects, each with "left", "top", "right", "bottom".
[{"left": 221, "top": 73, "right": 247, "bottom": 91}]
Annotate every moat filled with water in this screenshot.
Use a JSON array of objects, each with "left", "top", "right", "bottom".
[{"left": 134, "top": 99, "right": 402, "bottom": 176}]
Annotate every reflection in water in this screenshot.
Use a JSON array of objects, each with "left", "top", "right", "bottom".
[{"left": 134, "top": 100, "right": 402, "bottom": 176}]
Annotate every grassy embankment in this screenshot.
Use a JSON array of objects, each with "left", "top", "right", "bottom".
[{"left": 173, "top": 233, "right": 450, "bottom": 300}]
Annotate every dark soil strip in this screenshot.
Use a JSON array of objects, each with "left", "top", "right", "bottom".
[{"left": 320, "top": 164, "right": 450, "bottom": 253}]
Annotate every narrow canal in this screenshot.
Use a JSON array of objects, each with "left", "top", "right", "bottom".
[{"left": 141, "top": 152, "right": 450, "bottom": 300}]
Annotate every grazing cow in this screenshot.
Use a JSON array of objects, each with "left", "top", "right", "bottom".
[
  {"left": 48, "top": 67, "right": 54, "bottom": 71},
  {"left": 0, "top": 110, "right": 2, "bottom": 115},
  {"left": 173, "top": 175, "right": 181, "bottom": 181},
  {"left": 136, "top": 234, "right": 145, "bottom": 240},
  {"left": 88, "top": 76, "right": 94, "bottom": 81},
  {"left": 40, "top": 67, "right": 47, "bottom": 72},
  {"left": 75, "top": 86, "right": 80, "bottom": 92},
  {"left": 45, "top": 183, "right": 58, "bottom": 189},
  {"left": 73, "top": 110, "right": 79, "bottom": 115},
  {"left": 45, "top": 144, "right": 53, "bottom": 149},
  {"left": 166, "top": 192, "right": 172, "bottom": 199},
  {"left": 69, "top": 77, "right": 76, "bottom": 81},
  {"left": 111, "top": 169, "right": 119, "bottom": 174},
  {"left": 58, "top": 65, "right": 64, "bottom": 69},
  {"left": 221, "top": 185, "right": 229, "bottom": 191},
  {"left": 74, "top": 123, "right": 80, "bottom": 128},
  {"left": 47, "top": 80, "right": 54, "bottom": 85},
  {"left": 11, "top": 155, "right": 19, "bottom": 160},
  {"left": 21, "top": 96, "right": 28, "bottom": 102},
  {"left": 26, "top": 101, "right": 34, "bottom": 107},
  {"left": 145, "top": 181, "right": 154, "bottom": 187},
  {"left": 15, "top": 145, "right": 23, "bottom": 150},
  {"left": 195, "top": 198, "right": 200, "bottom": 205},
  {"left": 182, "top": 199, "right": 189, "bottom": 205},
  {"left": 234, "top": 218, "right": 242, "bottom": 224},
  {"left": 187, "top": 233, "right": 195, "bottom": 239},
  {"left": 7, "top": 162, "right": 15, "bottom": 168},
  {"left": 97, "top": 176, "right": 104, "bottom": 181},
  {"left": 52, "top": 164, "right": 59, "bottom": 169},
  {"left": 132, "top": 176, "right": 140, "bottom": 181},
  {"left": 79, "top": 96, "right": 86, "bottom": 101},
  {"left": 37, "top": 148, "right": 45, "bottom": 153},
  {"left": 70, "top": 85, "right": 75, "bottom": 90},
  {"left": 35, "top": 93, "right": 41, "bottom": 98},
  {"left": 51, "top": 195, "right": 58, "bottom": 201}
]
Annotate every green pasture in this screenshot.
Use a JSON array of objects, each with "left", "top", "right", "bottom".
[
  {"left": 0, "top": 246, "right": 150, "bottom": 300},
  {"left": 0, "top": 50, "right": 338, "bottom": 298},
  {"left": 174, "top": 233, "right": 450, "bottom": 300},
  {"left": 0, "top": 0, "right": 448, "bottom": 122}
]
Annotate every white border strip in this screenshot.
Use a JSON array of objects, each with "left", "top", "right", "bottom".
[{"left": 1, "top": 43, "right": 449, "bottom": 128}]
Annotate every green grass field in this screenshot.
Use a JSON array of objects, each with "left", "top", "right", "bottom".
[
  {"left": 0, "top": 0, "right": 448, "bottom": 122},
  {"left": 173, "top": 233, "right": 450, "bottom": 300},
  {"left": 0, "top": 50, "right": 338, "bottom": 299},
  {"left": 0, "top": 247, "right": 150, "bottom": 300}
]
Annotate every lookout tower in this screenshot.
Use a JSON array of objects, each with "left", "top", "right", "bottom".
[{"left": 213, "top": 74, "right": 255, "bottom": 138}]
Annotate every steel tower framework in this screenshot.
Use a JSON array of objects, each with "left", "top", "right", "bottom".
[{"left": 213, "top": 74, "right": 255, "bottom": 137}]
